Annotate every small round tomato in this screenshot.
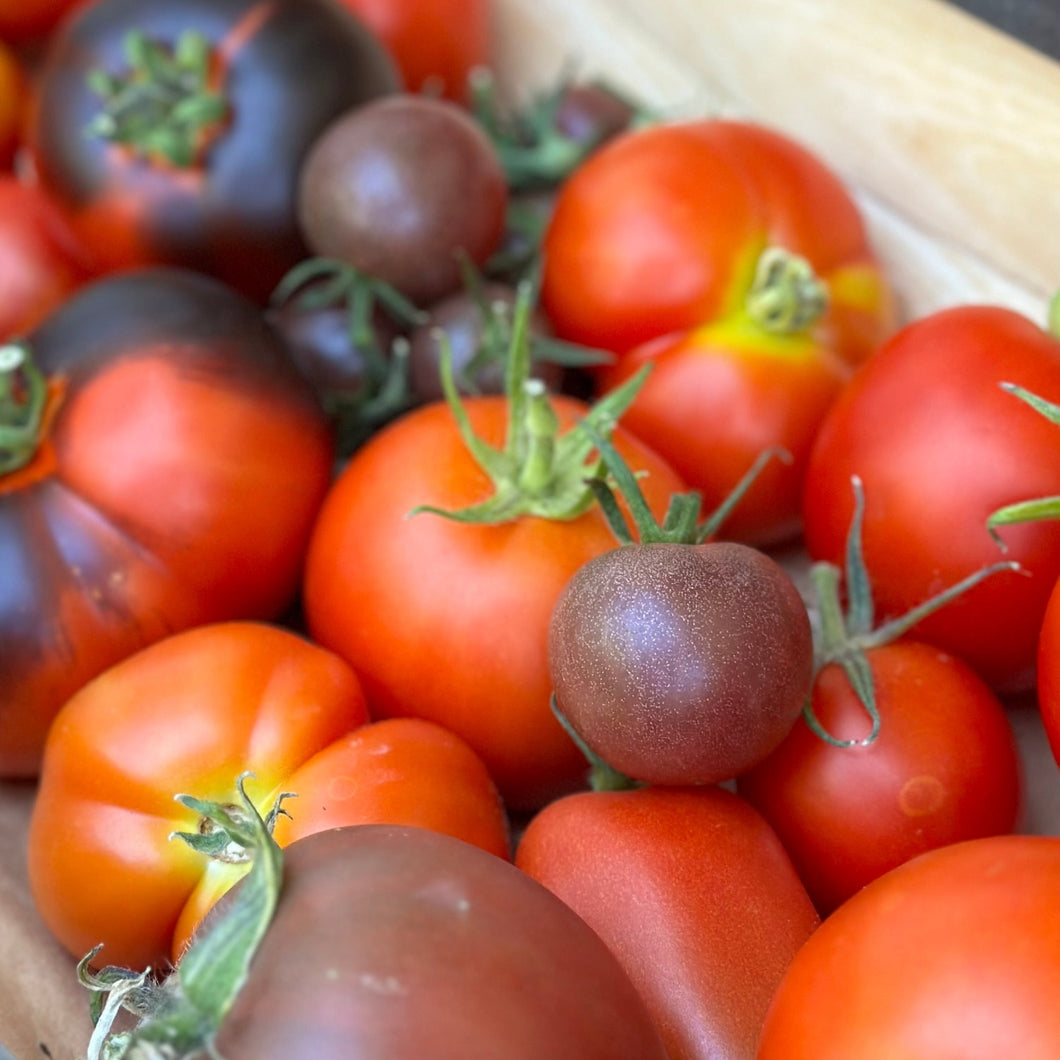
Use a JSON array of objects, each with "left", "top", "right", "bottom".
[
  {"left": 303, "top": 397, "right": 686, "bottom": 810},
  {"left": 757, "top": 835, "right": 1060, "bottom": 1059},
  {"left": 28, "top": 622, "right": 512, "bottom": 973},
  {"left": 29, "top": 0, "right": 399, "bottom": 301},
  {"left": 0, "top": 177, "right": 91, "bottom": 341},
  {"left": 336, "top": 0, "right": 492, "bottom": 101},
  {"left": 803, "top": 305, "right": 1060, "bottom": 692},
  {"left": 542, "top": 120, "right": 894, "bottom": 546},
  {"left": 0, "top": 268, "right": 334, "bottom": 777},
  {"left": 739, "top": 641, "right": 1022, "bottom": 914},
  {"left": 1035, "top": 574, "right": 1060, "bottom": 765}
]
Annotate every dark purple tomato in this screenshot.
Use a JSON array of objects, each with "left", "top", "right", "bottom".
[
  {"left": 213, "top": 825, "right": 670, "bottom": 1059},
  {"left": 548, "top": 541, "right": 814, "bottom": 785},
  {"left": 29, "top": 0, "right": 400, "bottom": 302},
  {"left": 297, "top": 95, "right": 508, "bottom": 306}
]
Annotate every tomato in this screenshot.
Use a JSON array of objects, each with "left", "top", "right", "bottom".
[
  {"left": 738, "top": 641, "right": 1022, "bottom": 914},
  {"left": 1035, "top": 574, "right": 1060, "bottom": 765},
  {"left": 0, "top": 176, "right": 91, "bottom": 340},
  {"left": 0, "top": 268, "right": 334, "bottom": 777},
  {"left": 337, "top": 0, "right": 492, "bottom": 101},
  {"left": 802, "top": 305, "right": 1060, "bottom": 692},
  {"left": 28, "top": 622, "right": 511, "bottom": 972},
  {"left": 29, "top": 0, "right": 399, "bottom": 301},
  {"left": 302, "top": 396, "right": 686, "bottom": 810},
  {"left": 0, "top": 0, "right": 85, "bottom": 44},
  {"left": 0, "top": 40, "right": 26, "bottom": 169},
  {"left": 757, "top": 835, "right": 1060, "bottom": 1059},
  {"left": 515, "top": 785, "right": 819, "bottom": 1060},
  {"left": 542, "top": 121, "right": 894, "bottom": 546},
  {"left": 549, "top": 541, "right": 813, "bottom": 785}
]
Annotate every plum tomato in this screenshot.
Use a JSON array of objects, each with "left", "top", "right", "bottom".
[
  {"left": 757, "top": 835, "right": 1060, "bottom": 1060},
  {"left": 297, "top": 94, "right": 508, "bottom": 306},
  {"left": 802, "top": 305, "right": 1060, "bottom": 692},
  {"left": 28, "top": 0, "right": 400, "bottom": 301},
  {"left": 516, "top": 785, "right": 819, "bottom": 1060},
  {"left": 548, "top": 540, "right": 814, "bottom": 786},
  {"left": 0, "top": 268, "right": 334, "bottom": 777},
  {"left": 542, "top": 120, "right": 895, "bottom": 546}
]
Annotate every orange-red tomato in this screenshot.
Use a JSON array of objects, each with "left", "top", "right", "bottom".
[
  {"left": 0, "top": 268, "right": 334, "bottom": 777},
  {"left": 543, "top": 120, "right": 895, "bottom": 546},
  {"left": 0, "top": 40, "right": 26, "bottom": 169},
  {"left": 336, "top": 0, "right": 492, "bottom": 101},
  {"left": 0, "top": 176, "right": 91, "bottom": 340},
  {"left": 0, "top": 0, "right": 86, "bottom": 43},
  {"left": 302, "top": 397, "right": 686, "bottom": 811},
  {"left": 27, "top": 622, "right": 511, "bottom": 972}
]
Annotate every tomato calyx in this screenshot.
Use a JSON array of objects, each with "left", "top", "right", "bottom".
[
  {"left": 808, "top": 475, "right": 1021, "bottom": 747},
  {"left": 745, "top": 247, "right": 829, "bottom": 336},
  {"left": 85, "top": 30, "right": 231, "bottom": 169},
  {"left": 79, "top": 774, "right": 291, "bottom": 1060},
  {"left": 582, "top": 416, "right": 789, "bottom": 546},
  {"left": 410, "top": 282, "right": 647, "bottom": 524},
  {"left": 986, "top": 381, "right": 1060, "bottom": 544},
  {"left": 0, "top": 343, "right": 48, "bottom": 476},
  {"left": 549, "top": 694, "right": 639, "bottom": 793}
]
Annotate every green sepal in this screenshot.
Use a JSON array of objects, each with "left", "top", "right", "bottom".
[
  {"left": 0, "top": 342, "right": 48, "bottom": 476},
  {"left": 550, "top": 695, "right": 639, "bottom": 794}
]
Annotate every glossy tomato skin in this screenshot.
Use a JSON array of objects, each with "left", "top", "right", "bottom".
[
  {"left": 337, "top": 0, "right": 491, "bottom": 101},
  {"left": 0, "top": 176, "right": 91, "bottom": 340},
  {"left": 212, "top": 825, "right": 669, "bottom": 1060},
  {"left": 757, "top": 835, "right": 1060, "bottom": 1060},
  {"left": 29, "top": 0, "right": 399, "bottom": 301},
  {"left": 1037, "top": 575, "right": 1060, "bottom": 764},
  {"left": 738, "top": 641, "right": 1022, "bottom": 914},
  {"left": 803, "top": 306, "right": 1060, "bottom": 692},
  {"left": 27, "top": 622, "right": 368, "bottom": 972},
  {"left": 0, "top": 268, "right": 334, "bottom": 777},
  {"left": 170, "top": 714, "right": 511, "bottom": 960},
  {"left": 515, "top": 785, "right": 819, "bottom": 1060},
  {"left": 543, "top": 120, "right": 893, "bottom": 546},
  {"left": 302, "top": 397, "right": 686, "bottom": 810}
]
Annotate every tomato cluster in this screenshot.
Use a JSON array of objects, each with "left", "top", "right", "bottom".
[{"left": 2, "top": 0, "right": 1060, "bottom": 1057}]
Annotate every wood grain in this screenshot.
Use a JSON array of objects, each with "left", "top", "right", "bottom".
[{"left": 492, "top": 0, "right": 1058, "bottom": 324}]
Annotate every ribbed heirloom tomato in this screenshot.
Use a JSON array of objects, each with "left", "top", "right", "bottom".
[
  {"left": 0, "top": 268, "right": 334, "bottom": 776},
  {"left": 542, "top": 120, "right": 894, "bottom": 545},
  {"left": 27, "top": 622, "right": 510, "bottom": 972}
]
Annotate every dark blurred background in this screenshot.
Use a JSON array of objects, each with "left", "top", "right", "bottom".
[{"left": 950, "top": 0, "right": 1060, "bottom": 59}]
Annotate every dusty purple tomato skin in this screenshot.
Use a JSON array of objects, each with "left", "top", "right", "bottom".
[{"left": 548, "top": 541, "right": 814, "bottom": 785}]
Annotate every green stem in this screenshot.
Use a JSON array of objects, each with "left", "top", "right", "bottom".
[
  {"left": 745, "top": 246, "right": 829, "bottom": 335},
  {"left": 0, "top": 343, "right": 48, "bottom": 476}
]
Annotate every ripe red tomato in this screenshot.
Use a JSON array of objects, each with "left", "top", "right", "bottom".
[
  {"left": 0, "top": 41, "right": 26, "bottom": 169},
  {"left": 28, "top": 622, "right": 511, "bottom": 972},
  {"left": 738, "top": 641, "right": 1022, "bottom": 914},
  {"left": 336, "top": 0, "right": 492, "bottom": 101},
  {"left": 0, "top": 268, "right": 334, "bottom": 777},
  {"left": 542, "top": 121, "right": 894, "bottom": 545},
  {"left": 0, "top": 0, "right": 86, "bottom": 43},
  {"left": 0, "top": 177, "right": 91, "bottom": 340},
  {"left": 516, "top": 785, "right": 819, "bottom": 1060},
  {"left": 803, "top": 305, "right": 1060, "bottom": 692},
  {"left": 757, "top": 835, "right": 1060, "bottom": 1059},
  {"left": 302, "top": 397, "right": 686, "bottom": 810},
  {"left": 28, "top": 0, "right": 399, "bottom": 301},
  {"left": 1035, "top": 574, "right": 1060, "bottom": 765}
]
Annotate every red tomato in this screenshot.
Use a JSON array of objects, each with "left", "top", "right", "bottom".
[
  {"left": 28, "top": 0, "right": 399, "bottom": 301},
  {"left": 0, "top": 0, "right": 85, "bottom": 43},
  {"left": 0, "top": 40, "right": 26, "bottom": 169},
  {"left": 543, "top": 121, "right": 894, "bottom": 546},
  {"left": 757, "top": 835, "right": 1060, "bottom": 1059},
  {"left": 1035, "top": 574, "right": 1060, "bottom": 765},
  {"left": 738, "top": 641, "right": 1022, "bottom": 914},
  {"left": 0, "top": 176, "right": 91, "bottom": 340},
  {"left": 302, "top": 397, "right": 686, "bottom": 810},
  {"left": 802, "top": 306, "right": 1060, "bottom": 692},
  {"left": 0, "top": 268, "right": 334, "bottom": 777},
  {"left": 515, "top": 785, "right": 819, "bottom": 1060},
  {"left": 28, "top": 622, "right": 511, "bottom": 972},
  {"left": 337, "top": 0, "right": 492, "bottom": 101}
]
